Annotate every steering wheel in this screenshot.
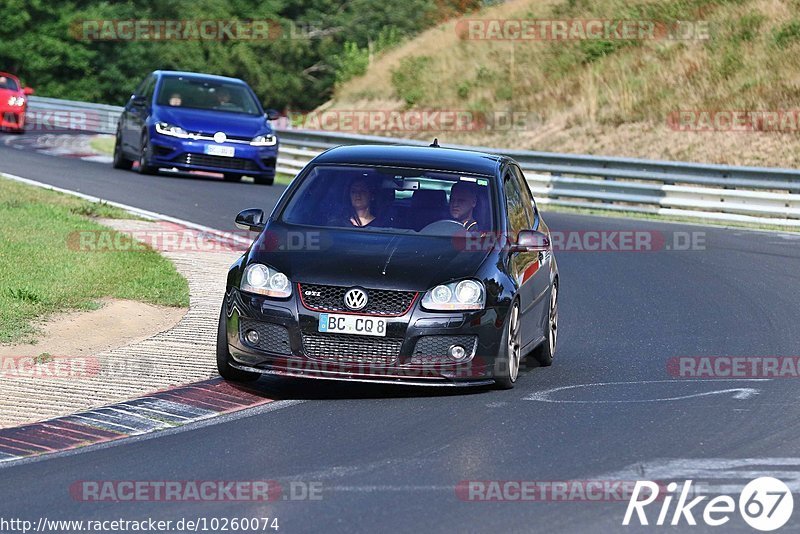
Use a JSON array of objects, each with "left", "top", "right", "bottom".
[{"left": 419, "top": 219, "right": 466, "bottom": 235}]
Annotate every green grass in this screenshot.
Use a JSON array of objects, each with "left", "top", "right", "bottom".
[
  {"left": 89, "top": 135, "right": 115, "bottom": 156},
  {"left": 0, "top": 177, "right": 189, "bottom": 343}
]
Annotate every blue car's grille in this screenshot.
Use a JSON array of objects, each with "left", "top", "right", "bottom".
[{"left": 175, "top": 153, "right": 259, "bottom": 171}]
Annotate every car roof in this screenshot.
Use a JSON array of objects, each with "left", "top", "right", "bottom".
[
  {"left": 153, "top": 70, "right": 247, "bottom": 85},
  {"left": 312, "top": 144, "right": 505, "bottom": 176},
  {"left": 0, "top": 72, "right": 20, "bottom": 82}
]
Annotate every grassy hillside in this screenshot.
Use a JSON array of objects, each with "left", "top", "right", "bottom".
[{"left": 323, "top": 0, "right": 800, "bottom": 167}]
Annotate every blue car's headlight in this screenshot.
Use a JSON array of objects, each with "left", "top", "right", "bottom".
[
  {"left": 421, "top": 280, "right": 485, "bottom": 311},
  {"left": 155, "top": 122, "right": 189, "bottom": 138},
  {"left": 250, "top": 134, "right": 277, "bottom": 147}
]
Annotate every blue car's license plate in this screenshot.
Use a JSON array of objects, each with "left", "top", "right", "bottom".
[{"left": 205, "top": 145, "right": 235, "bottom": 157}]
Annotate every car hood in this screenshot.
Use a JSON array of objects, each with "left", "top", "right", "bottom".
[
  {"left": 0, "top": 88, "right": 22, "bottom": 100},
  {"left": 155, "top": 106, "right": 269, "bottom": 137},
  {"left": 247, "top": 224, "right": 492, "bottom": 291}
]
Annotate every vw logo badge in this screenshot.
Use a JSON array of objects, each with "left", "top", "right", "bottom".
[
  {"left": 213, "top": 132, "right": 227, "bottom": 143},
  {"left": 344, "top": 288, "right": 368, "bottom": 311}
]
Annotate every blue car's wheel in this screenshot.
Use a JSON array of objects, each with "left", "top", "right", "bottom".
[{"left": 137, "top": 134, "right": 157, "bottom": 175}]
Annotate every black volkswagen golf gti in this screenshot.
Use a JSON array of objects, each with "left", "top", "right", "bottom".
[{"left": 217, "top": 144, "right": 559, "bottom": 389}]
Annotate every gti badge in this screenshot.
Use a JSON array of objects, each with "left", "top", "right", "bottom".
[{"left": 344, "top": 288, "right": 368, "bottom": 311}]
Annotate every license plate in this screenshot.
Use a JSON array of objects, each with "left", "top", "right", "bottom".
[
  {"left": 205, "top": 145, "right": 234, "bottom": 157},
  {"left": 318, "top": 313, "right": 386, "bottom": 337}
]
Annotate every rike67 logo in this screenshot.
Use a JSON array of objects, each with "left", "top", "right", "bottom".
[{"left": 623, "top": 477, "right": 794, "bottom": 531}]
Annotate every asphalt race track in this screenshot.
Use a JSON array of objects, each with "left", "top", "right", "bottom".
[{"left": 2, "top": 132, "right": 800, "bottom": 533}]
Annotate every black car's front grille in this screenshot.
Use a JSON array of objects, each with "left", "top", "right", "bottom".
[
  {"left": 410, "top": 335, "right": 478, "bottom": 365},
  {"left": 301, "top": 333, "right": 402, "bottom": 366},
  {"left": 299, "top": 283, "right": 417, "bottom": 316},
  {"left": 174, "top": 153, "right": 259, "bottom": 171},
  {"left": 239, "top": 319, "right": 292, "bottom": 355}
]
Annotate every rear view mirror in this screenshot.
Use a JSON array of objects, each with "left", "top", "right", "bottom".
[
  {"left": 265, "top": 108, "right": 281, "bottom": 121},
  {"left": 22, "top": 87, "right": 34, "bottom": 96},
  {"left": 511, "top": 230, "right": 550, "bottom": 253},
  {"left": 235, "top": 208, "right": 266, "bottom": 232}
]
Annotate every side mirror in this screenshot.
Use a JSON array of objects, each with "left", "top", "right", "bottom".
[
  {"left": 235, "top": 208, "right": 266, "bottom": 232},
  {"left": 130, "top": 94, "right": 145, "bottom": 106},
  {"left": 511, "top": 230, "right": 550, "bottom": 253},
  {"left": 22, "top": 87, "right": 34, "bottom": 96},
  {"left": 265, "top": 108, "right": 281, "bottom": 121}
]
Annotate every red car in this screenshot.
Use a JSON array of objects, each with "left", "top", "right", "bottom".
[{"left": 0, "top": 72, "right": 33, "bottom": 133}]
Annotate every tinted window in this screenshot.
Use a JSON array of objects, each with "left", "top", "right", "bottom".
[
  {"left": 281, "top": 165, "right": 495, "bottom": 235},
  {"left": 156, "top": 77, "right": 260, "bottom": 115},
  {"left": 143, "top": 77, "right": 156, "bottom": 101},
  {"left": 504, "top": 170, "right": 529, "bottom": 234},
  {"left": 133, "top": 76, "right": 150, "bottom": 97},
  {"left": 511, "top": 165, "right": 536, "bottom": 227}
]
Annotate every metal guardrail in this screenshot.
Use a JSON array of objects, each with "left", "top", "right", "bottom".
[{"left": 26, "top": 96, "right": 800, "bottom": 227}]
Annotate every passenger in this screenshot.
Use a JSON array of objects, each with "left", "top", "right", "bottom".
[
  {"left": 168, "top": 93, "right": 182, "bottom": 106},
  {"left": 331, "top": 177, "right": 381, "bottom": 227},
  {"left": 216, "top": 88, "right": 232, "bottom": 106},
  {"left": 448, "top": 181, "right": 480, "bottom": 230}
]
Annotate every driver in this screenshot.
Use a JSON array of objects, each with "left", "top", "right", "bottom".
[{"left": 448, "top": 181, "right": 479, "bottom": 230}]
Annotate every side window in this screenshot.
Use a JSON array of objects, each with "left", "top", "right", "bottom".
[
  {"left": 503, "top": 170, "right": 529, "bottom": 234},
  {"left": 142, "top": 77, "right": 156, "bottom": 102},
  {"left": 511, "top": 165, "right": 536, "bottom": 228},
  {"left": 133, "top": 76, "right": 150, "bottom": 97}
]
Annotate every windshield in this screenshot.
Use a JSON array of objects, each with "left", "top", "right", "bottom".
[
  {"left": 281, "top": 165, "right": 495, "bottom": 236},
  {"left": 0, "top": 76, "right": 19, "bottom": 91},
  {"left": 156, "top": 77, "right": 260, "bottom": 115}
]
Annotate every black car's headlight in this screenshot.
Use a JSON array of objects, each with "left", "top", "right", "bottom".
[
  {"left": 250, "top": 134, "right": 277, "bottom": 147},
  {"left": 155, "top": 122, "right": 189, "bottom": 138},
  {"left": 421, "top": 280, "right": 485, "bottom": 311},
  {"left": 240, "top": 264, "right": 291, "bottom": 298}
]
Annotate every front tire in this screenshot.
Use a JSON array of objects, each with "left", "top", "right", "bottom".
[
  {"left": 254, "top": 173, "right": 275, "bottom": 186},
  {"left": 112, "top": 131, "right": 133, "bottom": 170},
  {"left": 531, "top": 284, "right": 558, "bottom": 367},
  {"left": 217, "top": 306, "right": 260, "bottom": 382},
  {"left": 494, "top": 301, "right": 521, "bottom": 389},
  {"left": 137, "top": 134, "right": 157, "bottom": 175}
]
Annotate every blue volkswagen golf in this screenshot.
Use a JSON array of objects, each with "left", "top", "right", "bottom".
[{"left": 113, "top": 70, "right": 280, "bottom": 185}]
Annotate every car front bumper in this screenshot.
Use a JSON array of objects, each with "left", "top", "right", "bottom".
[
  {"left": 0, "top": 106, "right": 25, "bottom": 129},
  {"left": 224, "top": 287, "right": 506, "bottom": 386},
  {"left": 148, "top": 132, "right": 278, "bottom": 176}
]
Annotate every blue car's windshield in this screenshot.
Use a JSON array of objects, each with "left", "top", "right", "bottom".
[
  {"left": 281, "top": 165, "right": 495, "bottom": 236},
  {"left": 156, "top": 77, "right": 260, "bottom": 115}
]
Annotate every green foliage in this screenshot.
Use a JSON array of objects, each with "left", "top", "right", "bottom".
[
  {"left": 391, "top": 55, "right": 432, "bottom": 106},
  {"left": 773, "top": 20, "right": 800, "bottom": 49},
  {"left": 333, "top": 27, "right": 401, "bottom": 85},
  {"left": 0, "top": 0, "right": 475, "bottom": 110}
]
